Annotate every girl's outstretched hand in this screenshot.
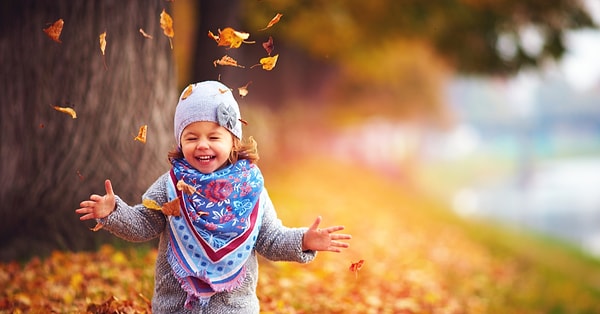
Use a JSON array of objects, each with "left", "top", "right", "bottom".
[
  {"left": 302, "top": 216, "right": 352, "bottom": 252},
  {"left": 76, "top": 179, "right": 116, "bottom": 221}
]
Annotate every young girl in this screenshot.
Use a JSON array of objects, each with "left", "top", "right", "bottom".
[{"left": 76, "top": 80, "right": 351, "bottom": 313}]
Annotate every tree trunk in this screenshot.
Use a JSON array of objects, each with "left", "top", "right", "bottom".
[{"left": 0, "top": 0, "right": 176, "bottom": 261}]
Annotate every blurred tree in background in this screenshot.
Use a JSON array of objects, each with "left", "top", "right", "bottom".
[
  {"left": 0, "top": 0, "right": 595, "bottom": 261},
  {"left": 238, "top": 0, "right": 596, "bottom": 123},
  {"left": 0, "top": 0, "right": 176, "bottom": 261}
]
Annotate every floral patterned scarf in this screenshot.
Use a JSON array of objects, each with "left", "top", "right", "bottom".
[{"left": 166, "top": 158, "right": 264, "bottom": 308}]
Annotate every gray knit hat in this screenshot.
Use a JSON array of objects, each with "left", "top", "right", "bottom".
[{"left": 173, "top": 81, "right": 242, "bottom": 147}]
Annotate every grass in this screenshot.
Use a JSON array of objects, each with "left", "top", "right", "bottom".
[{"left": 2, "top": 156, "right": 600, "bottom": 313}]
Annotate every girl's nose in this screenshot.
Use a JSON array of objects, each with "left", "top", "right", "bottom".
[{"left": 196, "top": 139, "right": 209, "bottom": 149}]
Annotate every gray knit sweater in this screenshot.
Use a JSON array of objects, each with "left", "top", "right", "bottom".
[{"left": 99, "top": 172, "right": 316, "bottom": 313}]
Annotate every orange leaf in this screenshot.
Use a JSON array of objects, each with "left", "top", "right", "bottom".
[
  {"left": 160, "top": 9, "right": 174, "bottom": 49},
  {"left": 259, "top": 13, "right": 283, "bottom": 31},
  {"left": 43, "top": 19, "right": 64, "bottom": 43},
  {"left": 209, "top": 27, "right": 254, "bottom": 49},
  {"left": 139, "top": 28, "right": 153, "bottom": 39},
  {"left": 52, "top": 105, "right": 77, "bottom": 119},
  {"left": 99, "top": 31, "right": 108, "bottom": 70},
  {"left": 213, "top": 55, "right": 245, "bottom": 68},
  {"left": 134, "top": 125, "right": 147, "bottom": 144},
  {"left": 251, "top": 54, "right": 279, "bottom": 71},
  {"left": 181, "top": 84, "right": 193, "bottom": 100},
  {"left": 349, "top": 259, "right": 365, "bottom": 278},
  {"left": 162, "top": 198, "right": 181, "bottom": 216}
]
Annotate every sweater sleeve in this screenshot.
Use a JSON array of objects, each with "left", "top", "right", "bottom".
[
  {"left": 97, "top": 173, "right": 169, "bottom": 242},
  {"left": 254, "top": 189, "right": 317, "bottom": 263}
]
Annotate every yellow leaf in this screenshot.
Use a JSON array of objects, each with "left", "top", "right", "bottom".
[
  {"left": 52, "top": 105, "right": 77, "bottom": 119},
  {"left": 256, "top": 54, "right": 279, "bottom": 71},
  {"left": 99, "top": 32, "right": 107, "bottom": 55},
  {"left": 160, "top": 9, "right": 174, "bottom": 49},
  {"left": 134, "top": 124, "right": 147, "bottom": 143},
  {"left": 142, "top": 199, "right": 162, "bottom": 210},
  {"left": 43, "top": 18, "right": 64, "bottom": 43}
]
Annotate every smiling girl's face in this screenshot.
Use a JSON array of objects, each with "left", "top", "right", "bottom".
[{"left": 180, "top": 121, "right": 234, "bottom": 174}]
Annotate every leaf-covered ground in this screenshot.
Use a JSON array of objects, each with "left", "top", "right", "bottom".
[{"left": 2, "top": 157, "right": 600, "bottom": 313}]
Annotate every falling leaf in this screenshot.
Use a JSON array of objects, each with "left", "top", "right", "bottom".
[
  {"left": 51, "top": 105, "right": 77, "bottom": 119},
  {"left": 161, "top": 198, "right": 180, "bottom": 216},
  {"left": 238, "top": 81, "right": 252, "bottom": 97},
  {"left": 43, "top": 19, "right": 64, "bottom": 43},
  {"left": 139, "top": 28, "right": 153, "bottom": 39},
  {"left": 208, "top": 27, "right": 254, "bottom": 49},
  {"left": 142, "top": 199, "right": 162, "bottom": 210},
  {"left": 76, "top": 170, "right": 85, "bottom": 181},
  {"left": 213, "top": 55, "right": 245, "bottom": 68},
  {"left": 134, "top": 125, "right": 147, "bottom": 144},
  {"left": 239, "top": 118, "right": 248, "bottom": 126},
  {"left": 262, "top": 36, "right": 274, "bottom": 56},
  {"left": 349, "top": 259, "right": 365, "bottom": 279},
  {"left": 160, "top": 9, "right": 174, "bottom": 49},
  {"left": 99, "top": 31, "right": 108, "bottom": 70},
  {"left": 176, "top": 180, "right": 196, "bottom": 195},
  {"left": 259, "top": 13, "right": 283, "bottom": 31},
  {"left": 251, "top": 54, "right": 279, "bottom": 71},
  {"left": 90, "top": 222, "right": 104, "bottom": 232},
  {"left": 181, "top": 84, "right": 193, "bottom": 100},
  {"left": 99, "top": 32, "right": 107, "bottom": 55}
]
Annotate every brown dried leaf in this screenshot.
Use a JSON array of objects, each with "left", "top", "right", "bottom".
[
  {"left": 162, "top": 198, "right": 181, "bottom": 216},
  {"left": 176, "top": 180, "right": 196, "bottom": 195},
  {"left": 262, "top": 36, "right": 274, "bottom": 56},
  {"left": 213, "top": 55, "right": 245, "bottom": 68},
  {"left": 90, "top": 222, "right": 104, "bottom": 232}
]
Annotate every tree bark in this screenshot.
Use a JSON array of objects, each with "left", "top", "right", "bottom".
[{"left": 0, "top": 0, "right": 176, "bottom": 261}]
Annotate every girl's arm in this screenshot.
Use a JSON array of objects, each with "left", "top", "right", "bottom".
[
  {"left": 254, "top": 189, "right": 351, "bottom": 262},
  {"left": 76, "top": 173, "right": 170, "bottom": 242}
]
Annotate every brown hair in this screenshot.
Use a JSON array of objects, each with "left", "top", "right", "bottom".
[{"left": 167, "top": 135, "right": 259, "bottom": 165}]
